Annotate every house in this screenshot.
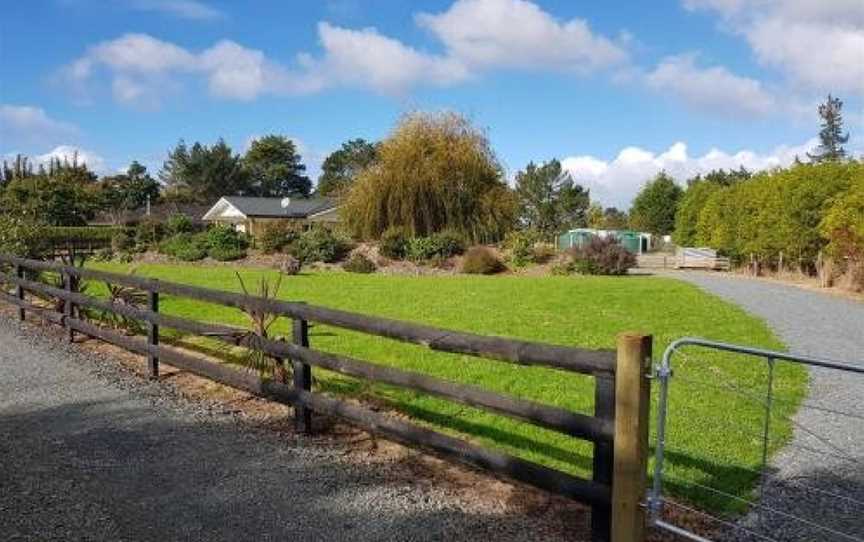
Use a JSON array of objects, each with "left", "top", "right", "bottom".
[
  {"left": 557, "top": 228, "right": 653, "bottom": 254},
  {"left": 201, "top": 196, "right": 340, "bottom": 236}
]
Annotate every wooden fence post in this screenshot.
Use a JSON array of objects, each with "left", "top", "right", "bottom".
[
  {"left": 64, "top": 271, "right": 76, "bottom": 342},
  {"left": 147, "top": 285, "right": 159, "bottom": 379},
  {"left": 15, "top": 264, "right": 25, "bottom": 321},
  {"left": 611, "top": 333, "right": 652, "bottom": 542},
  {"left": 292, "top": 316, "right": 312, "bottom": 434},
  {"left": 591, "top": 371, "right": 615, "bottom": 542}
]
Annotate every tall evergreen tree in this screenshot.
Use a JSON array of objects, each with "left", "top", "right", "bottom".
[
  {"left": 160, "top": 139, "right": 250, "bottom": 203},
  {"left": 317, "top": 138, "right": 378, "bottom": 196},
  {"left": 99, "top": 161, "right": 161, "bottom": 223},
  {"left": 808, "top": 94, "right": 849, "bottom": 163},
  {"left": 629, "top": 172, "right": 683, "bottom": 235},
  {"left": 515, "top": 159, "right": 590, "bottom": 236},
  {"left": 243, "top": 135, "right": 311, "bottom": 197}
]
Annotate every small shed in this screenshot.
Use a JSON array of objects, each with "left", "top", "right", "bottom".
[{"left": 557, "top": 228, "right": 652, "bottom": 255}]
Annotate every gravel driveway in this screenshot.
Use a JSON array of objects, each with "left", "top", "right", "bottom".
[
  {"left": 0, "top": 314, "right": 581, "bottom": 542},
  {"left": 664, "top": 272, "right": 864, "bottom": 541}
]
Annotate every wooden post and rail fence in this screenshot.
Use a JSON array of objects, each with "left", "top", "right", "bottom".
[{"left": 0, "top": 254, "right": 652, "bottom": 542}]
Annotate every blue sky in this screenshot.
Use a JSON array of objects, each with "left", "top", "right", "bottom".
[{"left": 1, "top": 0, "right": 862, "bottom": 207}]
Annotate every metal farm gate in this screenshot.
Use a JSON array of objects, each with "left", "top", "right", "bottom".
[{"left": 647, "top": 338, "right": 864, "bottom": 541}]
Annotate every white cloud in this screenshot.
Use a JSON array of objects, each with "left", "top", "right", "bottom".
[
  {"left": 34, "top": 145, "right": 108, "bottom": 174},
  {"left": 128, "top": 0, "right": 225, "bottom": 21},
  {"left": 0, "top": 105, "right": 79, "bottom": 147},
  {"left": 307, "top": 22, "right": 471, "bottom": 94},
  {"left": 416, "top": 0, "right": 627, "bottom": 72},
  {"left": 560, "top": 139, "right": 817, "bottom": 208},
  {"left": 747, "top": 19, "right": 864, "bottom": 94},
  {"left": 63, "top": 24, "right": 470, "bottom": 104},
  {"left": 62, "top": 34, "right": 296, "bottom": 106},
  {"left": 63, "top": 1, "right": 633, "bottom": 103},
  {"left": 645, "top": 54, "right": 777, "bottom": 117},
  {"left": 683, "top": 0, "right": 864, "bottom": 95}
]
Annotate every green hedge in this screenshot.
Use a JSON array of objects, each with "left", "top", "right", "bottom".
[{"left": 43, "top": 226, "right": 130, "bottom": 245}]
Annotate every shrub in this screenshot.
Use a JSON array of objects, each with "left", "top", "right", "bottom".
[
  {"left": 406, "top": 230, "right": 466, "bottom": 261},
  {"left": 208, "top": 244, "right": 247, "bottom": 261},
  {"left": 290, "top": 226, "right": 350, "bottom": 263},
  {"left": 166, "top": 213, "right": 194, "bottom": 235},
  {"left": 111, "top": 230, "right": 135, "bottom": 252},
  {"left": 379, "top": 226, "right": 409, "bottom": 259},
  {"left": 203, "top": 224, "right": 249, "bottom": 260},
  {"left": 135, "top": 217, "right": 164, "bottom": 247},
  {"left": 461, "top": 246, "right": 505, "bottom": 274},
  {"left": 0, "top": 217, "right": 47, "bottom": 258},
  {"left": 158, "top": 233, "right": 208, "bottom": 261},
  {"left": 343, "top": 253, "right": 376, "bottom": 273},
  {"left": 567, "top": 236, "right": 635, "bottom": 275},
  {"left": 278, "top": 255, "right": 301, "bottom": 275},
  {"left": 259, "top": 222, "right": 300, "bottom": 254},
  {"left": 93, "top": 247, "right": 115, "bottom": 262},
  {"left": 504, "top": 229, "right": 542, "bottom": 267}
]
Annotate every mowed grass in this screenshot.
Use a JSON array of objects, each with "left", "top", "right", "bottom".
[{"left": 88, "top": 262, "right": 806, "bottom": 514}]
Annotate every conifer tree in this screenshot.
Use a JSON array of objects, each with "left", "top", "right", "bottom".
[{"left": 808, "top": 94, "right": 849, "bottom": 163}]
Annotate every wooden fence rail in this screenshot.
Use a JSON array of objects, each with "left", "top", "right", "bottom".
[{"left": 0, "top": 254, "right": 651, "bottom": 542}]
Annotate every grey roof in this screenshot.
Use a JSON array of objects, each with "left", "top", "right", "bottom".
[{"left": 222, "top": 196, "right": 339, "bottom": 218}]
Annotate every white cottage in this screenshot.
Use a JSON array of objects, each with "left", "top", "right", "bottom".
[{"left": 202, "top": 196, "right": 340, "bottom": 236}]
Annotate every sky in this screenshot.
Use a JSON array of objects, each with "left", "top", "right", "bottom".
[{"left": 1, "top": 0, "right": 862, "bottom": 207}]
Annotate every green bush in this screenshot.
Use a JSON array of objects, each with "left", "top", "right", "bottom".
[
  {"left": 343, "top": 253, "right": 376, "bottom": 273},
  {"left": 379, "top": 226, "right": 409, "bottom": 259},
  {"left": 135, "top": 218, "right": 164, "bottom": 247},
  {"left": 460, "top": 246, "right": 505, "bottom": 274},
  {"left": 290, "top": 226, "right": 350, "bottom": 263},
  {"left": 93, "top": 247, "right": 115, "bottom": 262},
  {"left": 166, "top": 213, "right": 194, "bottom": 236},
  {"left": 504, "top": 229, "right": 542, "bottom": 267},
  {"left": 0, "top": 217, "right": 47, "bottom": 258},
  {"left": 203, "top": 225, "right": 248, "bottom": 260},
  {"left": 158, "top": 233, "right": 208, "bottom": 261},
  {"left": 208, "top": 244, "right": 247, "bottom": 261},
  {"left": 566, "top": 236, "right": 635, "bottom": 276},
  {"left": 406, "top": 230, "right": 466, "bottom": 261},
  {"left": 259, "top": 222, "right": 300, "bottom": 254},
  {"left": 111, "top": 230, "right": 135, "bottom": 252}
]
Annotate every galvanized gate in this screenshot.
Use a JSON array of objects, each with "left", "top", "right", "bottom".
[{"left": 647, "top": 337, "right": 864, "bottom": 541}]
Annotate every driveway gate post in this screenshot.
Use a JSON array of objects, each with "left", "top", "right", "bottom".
[{"left": 611, "top": 333, "right": 652, "bottom": 542}]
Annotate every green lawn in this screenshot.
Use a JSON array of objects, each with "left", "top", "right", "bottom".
[{"left": 87, "top": 262, "right": 806, "bottom": 514}]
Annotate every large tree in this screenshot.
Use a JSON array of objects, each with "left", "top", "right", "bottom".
[
  {"left": 629, "top": 172, "right": 683, "bottom": 235},
  {"left": 515, "top": 159, "right": 589, "bottom": 236},
  {"left": 343, "top": 112, "right": 517, "bottom": 242},
  {"left": 159, "top": 139, "right": 250, "bottom": 203},
  {"left": 244, "top": 135, "right": 311, "bottom": 197},
  {"left": 317, "top": 138, "right": 378, "bottom": 196},
  {"left": 0, "top": 156, "right": 100, "bottom": 226},
  {"left": 99, "top": 161, "right": 161, "bottom": 223},
  {"left": 808, "top": 94, "right": 850, "bottom": 163}
]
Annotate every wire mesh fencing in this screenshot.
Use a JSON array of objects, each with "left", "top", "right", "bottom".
[{"left": 647, "top": 338, "right": 864, "bottom": 542}]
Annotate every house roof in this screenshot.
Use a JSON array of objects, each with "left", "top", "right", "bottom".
[{"left": 209, "top": 196, "right": 339, "bottom": 219}]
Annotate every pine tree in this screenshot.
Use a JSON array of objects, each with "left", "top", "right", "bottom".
[{"left": 808, "top": 94, "right": 849, "bottom": 163}]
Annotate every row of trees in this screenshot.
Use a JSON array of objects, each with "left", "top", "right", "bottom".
[
  {"left": 0, "top": 134, "right": 374, "bottom": 224},
  {"left": 672, "top": 161, "right": 863, "bottom": 268},
  {"left": 159, "top": 135, "right": 382, "bottom": 203}
]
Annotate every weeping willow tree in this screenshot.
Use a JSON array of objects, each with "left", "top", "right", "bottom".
[{"left": 343, "top": 111, "right": 517, "bottom": 243}]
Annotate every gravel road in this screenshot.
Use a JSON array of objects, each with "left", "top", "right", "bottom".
[
  {"left": 0, "top": 314, "right": 581, "bottom": 542},
  {"left": 665, "top": 272, "right": 864, "bottom": 541}
]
